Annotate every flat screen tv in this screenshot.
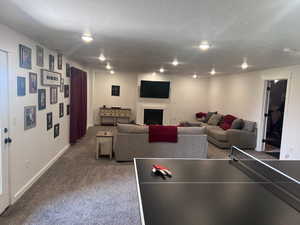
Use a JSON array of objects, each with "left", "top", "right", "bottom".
[{"left": 140, "top": 80, "right": 170, "bottom": 98}]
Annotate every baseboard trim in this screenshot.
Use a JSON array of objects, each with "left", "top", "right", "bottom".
[{"left": 12, "top": 144, "right": 70, "bottom": 203}]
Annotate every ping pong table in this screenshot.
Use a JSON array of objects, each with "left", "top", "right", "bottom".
[{"left": 134, "top": 147, "right": 300, "bottom": 225}]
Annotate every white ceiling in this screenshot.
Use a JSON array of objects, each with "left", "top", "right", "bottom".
[{"left": 1, "top": 0, "right": 300, "bottom": 75}]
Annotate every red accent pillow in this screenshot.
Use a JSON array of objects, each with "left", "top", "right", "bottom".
[
  {"left": 220, "top": 115, "right": 237, "bottom": 130},
  {"left": 196, "top": 112, "right": 207, "bottom": 118}
]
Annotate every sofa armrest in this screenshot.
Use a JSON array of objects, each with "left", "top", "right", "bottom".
[{"left": 227, "top": 129, "right": 257, "bottom": 149}]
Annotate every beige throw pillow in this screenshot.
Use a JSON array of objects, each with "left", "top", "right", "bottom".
[{"left": 207, "top": 114, "right": 223, "bottom": 126}]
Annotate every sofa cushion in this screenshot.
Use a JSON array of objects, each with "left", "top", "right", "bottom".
[
  {"left": 203, "top": 111, "right": 217, "bottom": 123},
  {"left": 178, "top": 127, "right": 206, "bottom": 135},
  {"left": 242, "top": 120, "right": 256, "bottom": 132},
  {"left": 179, "top": 121, "right": 201, "bottom": 127},
  {"left": 207, "top": 127, "right": 227, "bottom": 142},
  {"left": 231, "top": 119, "right": 244, "bottom": 129},
  {"left": 207, "top": 114, "right": 223, "bottom": 126},
  {"left": 117, "top": 124, "right": 148, "bottom": 133}
]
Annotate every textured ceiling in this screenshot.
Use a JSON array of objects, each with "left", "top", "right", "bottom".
[{"left": 0, "top": 0, "right": 300, "bottom": 75}]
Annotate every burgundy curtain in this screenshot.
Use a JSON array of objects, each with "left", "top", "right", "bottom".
[{"left": 70, "top": 67, "right": 87, "bottom": 144}]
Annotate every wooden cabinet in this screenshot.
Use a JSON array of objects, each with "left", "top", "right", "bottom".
[{"left": 99, "top": 107, "right": 131, "bottom": 125}]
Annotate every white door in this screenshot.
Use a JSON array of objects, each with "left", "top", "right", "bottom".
[{"left": 0, "top": 50, "right": 10, "bottom": 214}]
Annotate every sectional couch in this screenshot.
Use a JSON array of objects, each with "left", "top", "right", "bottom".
[
  {"left": 114, "top": 124, "right": 208, "bottom": 161},
  {"left": 197, "top": 113, "right": 257, "bottom": 149}
]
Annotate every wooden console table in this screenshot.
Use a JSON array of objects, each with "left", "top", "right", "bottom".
[{"left": 99, "top": 107, "right": 131, "bottom": 126}]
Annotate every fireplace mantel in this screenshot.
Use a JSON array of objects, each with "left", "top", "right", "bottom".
[{"left": 136, "top": 103, "right": 170, "bottom": 125}]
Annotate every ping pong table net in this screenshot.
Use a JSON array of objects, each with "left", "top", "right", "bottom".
[{"left": 230, "top": 146, "right": 300, "bottom": 211}]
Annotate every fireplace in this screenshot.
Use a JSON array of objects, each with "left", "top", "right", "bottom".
[{"left": 144, "top": 109, "right": 163, "bottom": 125}]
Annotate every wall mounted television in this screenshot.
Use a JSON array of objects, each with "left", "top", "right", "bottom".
[{"left": 140, "top": 80, "right": 170, "bottom": 98}]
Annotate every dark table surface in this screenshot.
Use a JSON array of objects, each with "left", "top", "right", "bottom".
[{"left": 135, "top": 159, "right": 300, "bottom": 225}]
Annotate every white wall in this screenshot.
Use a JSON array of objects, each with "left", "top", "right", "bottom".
[
  {"left": 92, "top": 70, "right": 138, "bottom": 124},
  {"left": 136, "top": 73, "right": 210, "bottom": 125},
  {"left": 0, "top": 23, "right": 92, "bottom": 203},
  {"left": 208, "top": 66, "right": 300, "bottom": 160}
]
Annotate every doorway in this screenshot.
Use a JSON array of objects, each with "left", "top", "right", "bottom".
[
  {"left": 262, "top": 79, "right": 287, "bottom": 159},
  {"left": 0, "top": 50, "right": 10, "bottom": 214}
]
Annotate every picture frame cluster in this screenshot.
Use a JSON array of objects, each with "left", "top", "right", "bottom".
[{"left": 18, "top": 44, "right": 71, "bottom": 139}]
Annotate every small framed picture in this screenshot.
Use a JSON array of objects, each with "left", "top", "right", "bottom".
[
  {"left": 36, "top": 45, "right": 44, "bottom": 67},
  {"left": 111, "top": 85, "right": 120, "bottom": 96},
  {"left": 54, "top": 124, "right": 60, "bottom": 138},
  {"left": 50, "top": 87, "right": 58, "bottom": 104},
  {"left": 60, "top": 77, "right": 64, "bottom": 92},
  {"left": 38, "top": 89, "right": 46, "bottom": 110},
  {"left": 59, "top": 103, "right": 64, "bottom": 118},
  {"left": 19, "top": 44, "right": 32, "bottom": 69},
  {"left": 24, "top": 106, "right": 36, "bottom": 130},
  {"left": 67, "top": 105, "right": 70, "bottom": 115},
  {"left": 17, "top": 76, "right": 26, "bottom": 96},
  {"left": 47, "top": 112, "right": 53, "bottom": 130},
  {"left": 66, "top": 63, "right": 71, "bottom": 77},
  {"left": 29, "top": 72, "right": 37, "bottom": 93},
  {"left": 57, "top": 53, "right": 63, "bottom": 70},
  {"left": 64, "top": 85, "right": 69, "bottom": 98},
  {"left": 49, "top": 54, "right": 55, "bottom": 71}
]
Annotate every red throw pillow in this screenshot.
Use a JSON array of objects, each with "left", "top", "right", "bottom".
[
  {"left": 220, "top": 123, "right": 231, "bottom": 130},
  {"left": 220, "top": 114, "right": 237, "bottom": 130},
  {"left": 196, "top": 112, "right": 207, "bottom": 118}
]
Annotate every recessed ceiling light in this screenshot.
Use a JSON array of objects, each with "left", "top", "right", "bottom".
[
  {"left": 106, "top": 63, "right": 111, "bottom": 70},
  {"left": 172, "top": 59, "right": 179, "bottom": 66},
  {"left": 283, "top": 48, "right": 291, "bottom": 53},
  {"left": 210, "top": 68, "right": 216, "bottom": 75},
  {"left": 152, "top": 72, "right": 157, "bottom": 76},
  {"left": 274, "top": 79, "right": 279, "bottom": 83},
  {"left": 159, "top": 67, "right": 165, "bottom": 73},
  {"left": 81, "top": 34, "right": 93, "bottom": 43},
  {"left": 98, "top": 53, "right": 106, "bottom": 62},
  {"left": 193, "top": 73, "right": 197, "bottom": 79},
  {"left": 241, "top": 59, "right": 249, "bottom": 70},
  {"left": 199, "top": 41, "right": 210, "bottom": 51},
  {"left": 110, "top": 70, "right": 115, "bottom": 74}
]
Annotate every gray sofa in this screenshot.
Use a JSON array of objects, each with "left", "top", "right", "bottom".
[
  {"left": 114, "top": 124, "right": 208, "bottom": 161},
  {"left": 199, "top": 118, "right": 257, "bottom": 149}
]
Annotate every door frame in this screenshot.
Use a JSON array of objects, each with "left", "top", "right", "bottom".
[
  {"left": 259, "top": 73, "right": 292, "bottom": 155},
  {"left": 0, "top": 49, "right": 10, "bottom": 214}
]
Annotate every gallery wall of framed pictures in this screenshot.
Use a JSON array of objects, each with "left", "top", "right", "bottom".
[{"left": 16, "top": 43, "right": 72, "bottom": 140}]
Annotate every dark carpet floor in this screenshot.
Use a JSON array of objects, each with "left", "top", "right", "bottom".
[{"left": 0, "top": 126, "right": 275, "bottom": 225}]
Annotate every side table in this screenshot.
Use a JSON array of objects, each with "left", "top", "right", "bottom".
[{"left": 96, "top": 131, "right": 114, "bottom": 160}]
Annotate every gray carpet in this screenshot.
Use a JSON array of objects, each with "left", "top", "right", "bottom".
[
  {"left": 0, "top": 126, "right": 140, "bottom": 225},
  {"left": 0, "top": 126, "right": 275, "bottom": 225}
]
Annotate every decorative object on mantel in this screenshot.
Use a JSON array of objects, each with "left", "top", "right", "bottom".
[
  {"left": 60, "top": 77, "right": 64, "bottom": 92},
  {"left": 64, "top": 85, "right": 69, "bottom": 98},
  {"left": 111, "top": 85, "right": 120, "bottom": 96},
  {"left": 36, "top": 45, "right": 44, "bottom": 67},
  {"left": 50, "top": 87, "right": 58, "bottom": 104},
  {"left": 41, "top": 69, "right": 61, "bottom": 86},
  {"left": 49, "top": 54, "right": 55, "bottom": 71},
  {"left": 24, "top": 106, "right": 36, "bottom": 130},
  {"left": 17, "top": 76, "right": 26, "bottom": 96},
  {"left": 57, "top": 53, "right": 63, "bottom": 70},
  {"left": 19, "top": 44, "right": 32, "bottom": 69},
  {"left": 54, "top": 124, "right": 60, "bottom": 138},
  {"left": 47, "top": 112, "right": 53, "bottom": 130},
  {"left": 29, "top": 72, "right": 37, "bottom": 93},
  {"left": 38, "top": 89, "right": 46, "bottom": 110},
  {"left": 59, "top": 103, "right": 64, "bottom": 118},
  {"left": 66, "top": 63, "right": 71, "bottom": 77},
  {"left": 99, "top": 107, "right": 131, "bottom": 126}
]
